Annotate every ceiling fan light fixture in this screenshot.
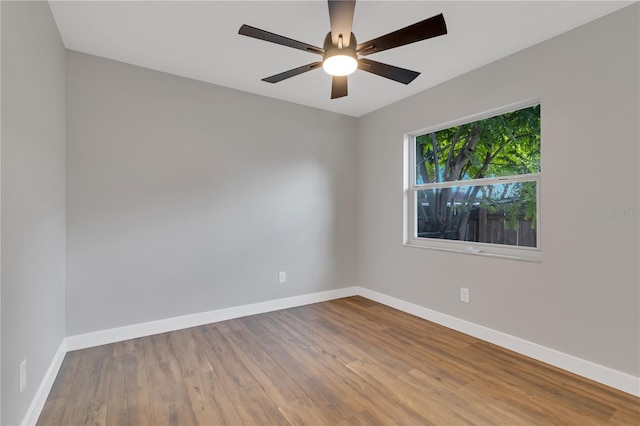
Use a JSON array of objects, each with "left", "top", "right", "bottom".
[
  {"left": 322, "top": 32, "right": 358, "bottom": 76},
  {"left": 323, "top": 52, "right": 358, "bottom": 76}
]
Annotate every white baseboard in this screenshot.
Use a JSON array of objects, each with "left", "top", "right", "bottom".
[
  {"left": 66, "top": 286, "right": 359, "bottom": 351},
  {"left": 358, "top": 287, "right": 640, "bottom": 397},
  {"left": 21, "top": 339, "right": 67, "bottom": 426},
  {"left": 29, "top": 284, "right": 638, "bottom": 426}
]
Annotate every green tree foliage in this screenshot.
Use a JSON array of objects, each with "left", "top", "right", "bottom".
[{"left": 415, "top": 105, "right": 540, "bottom": 244}]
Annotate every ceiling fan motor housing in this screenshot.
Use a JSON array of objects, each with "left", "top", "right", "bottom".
[{"left": 323, "top": 32, "right": 357, "bottom": 63}]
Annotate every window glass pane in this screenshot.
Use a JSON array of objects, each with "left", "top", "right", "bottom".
[
  {"left": 415, "top": 105, "right": 540, "bottom": 185},
  {"left": 416, "top": 182, "right": 537, "bottom": 248}
]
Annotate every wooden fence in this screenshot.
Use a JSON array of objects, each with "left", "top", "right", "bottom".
[{"left": 417, "top": 206, "right": 537, "bottom": 248}]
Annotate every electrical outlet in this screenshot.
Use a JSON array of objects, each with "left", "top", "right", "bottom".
[
  {"left": 460, "top": 288, "right": 470, "bottom": 303},
  {"left": 20, "top": 360, "right": 27, "bottom": 393},
  {"left": 278, "top": 271, "right": 287, "bottom": 284}
]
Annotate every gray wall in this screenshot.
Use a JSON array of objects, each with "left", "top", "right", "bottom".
[
  {"left": 357, "top": 4, "right": 639, "bottom": 376},
  {"left": 1, "top": 1, "right": 67, "bottom": 425},
  {"left": 66, "top": 51, "right": 357, "bottom": 335}
]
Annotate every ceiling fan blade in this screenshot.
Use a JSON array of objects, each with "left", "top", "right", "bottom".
[
  {"left": 262, "top": 62, "right": 323, "bottom": 83},
  {"left": 358, "top": 58, "right": 420, "bottom": 84},
  {"left": 357, "top": 13, "right": 447, "bottom": 56},
  {"left": 239, "top": 25, "right": 323, "bottom": 55},
  {"left": 328, "top": 0, "right": 356, "bottom": 47},
  {"left": 331, "top": 76, "right": 348, "bottom": 99}
]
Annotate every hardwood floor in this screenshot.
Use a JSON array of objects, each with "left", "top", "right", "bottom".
[{"left": 38, "top": 296, "right": 639, "bottom": 425}]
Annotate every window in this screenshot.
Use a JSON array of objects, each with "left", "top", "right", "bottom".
[{"left": 404, "top": 101, "right": 541, "bottom": 262}]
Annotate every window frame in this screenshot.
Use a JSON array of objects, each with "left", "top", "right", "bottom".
[{"left": 403, "top": 100, "right": 542, "bottom": 262}]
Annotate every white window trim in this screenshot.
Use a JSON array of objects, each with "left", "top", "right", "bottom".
[{"left": 403, "top": 100, "right": 542, "bottom": 263}]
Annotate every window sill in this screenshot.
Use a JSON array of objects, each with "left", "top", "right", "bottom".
[{"left": 403, "top": 242, "right": 542, "bottom": 263}]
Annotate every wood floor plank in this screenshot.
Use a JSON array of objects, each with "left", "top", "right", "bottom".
[
  {"left": 278, "top": 396, "right": 340, "bottom": 426},
  {"left": 38, "top": 297, "right": 640, "bottom": 426},
  {"left": 468, "top": 340, "right": 618, "bottom": 422},
  {"left": 222, "top": 328, "right": 308, "bottom": 406},
  {"left": 440, "top": 341, "right": 620, "bottom": 424},
  {"left": 105, "top": 353, "right": 153, "bottom": 426},
  {"left": 347, "top": 357, "right": 473, "bottom": 425},
  {"left": 146, "top": 360, "right": 198, "bottom": 426},
  {"left": 213, "top": 318, "right": 245, "bottom": 334},
  {"left": 460, "top": 381, "right": 549, "bottom": 425},
  {"left": 121, "top": 351, "right": 147, "bottom": 391},
  {"left": 192, "top": 323, "right": 257, "bottom": 390},
  {"left": 46, "top": 350, "right": 82, "bottom": 401},
  {"left": 106, "top": 357, "right": 127, "bottom": 426},
  {"left": 142, "top": 333, "right": 177, "bottom": 365},
  {"left": 307, "top": 302, "right": 436, "bottom": 371},
  {"left": 36, "top": 398, "right": 67, "bottom": 426},
  {"left": 274, "top": 308, "right": 412, "bottom": 375},
  {"left": 226, "top": 382, "right": 290, "bottom": 425},
  {"left": 121, "top": 354, "right": 153, "bottom": 425},
  {"left": 336, "top": 408, "right": 401, "bottom": 426},
  {"left": 117, "top": 389, "right": 153, "bottom": 426},
  {"left": 398, "top": 367, "right": 518, "bottom": 425},
  {"left": 607, "top": 407, "right": 640, "bottom": 425},
  {"left": 348, "top": 296, "right": 478, "bottom": 348},
  {"left": 242, "top": 324, "right": 365, "bottom": 421},
  {"left": 113, "top": 337, "right": 144, "bottom": 358},
  {"left": 183, "top": 370, "right": 244, "bottom": 425},
  {"left": 168, "top": 328, "right": 213, "bottom": 377},
  {"left": 58, "top": 344, "right": 113, "bottom": 426},
  {"left": 106, "top": 354, "right": 134, "bottom": 426}
]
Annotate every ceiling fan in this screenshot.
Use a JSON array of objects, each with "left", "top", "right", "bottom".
[{"left": 238, "top": 0, "right": 447, "bottom": 99}]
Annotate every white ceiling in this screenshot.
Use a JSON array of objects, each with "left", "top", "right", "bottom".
[{"left": 49, "top": 1, "right": 633, "bottom": 117}]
